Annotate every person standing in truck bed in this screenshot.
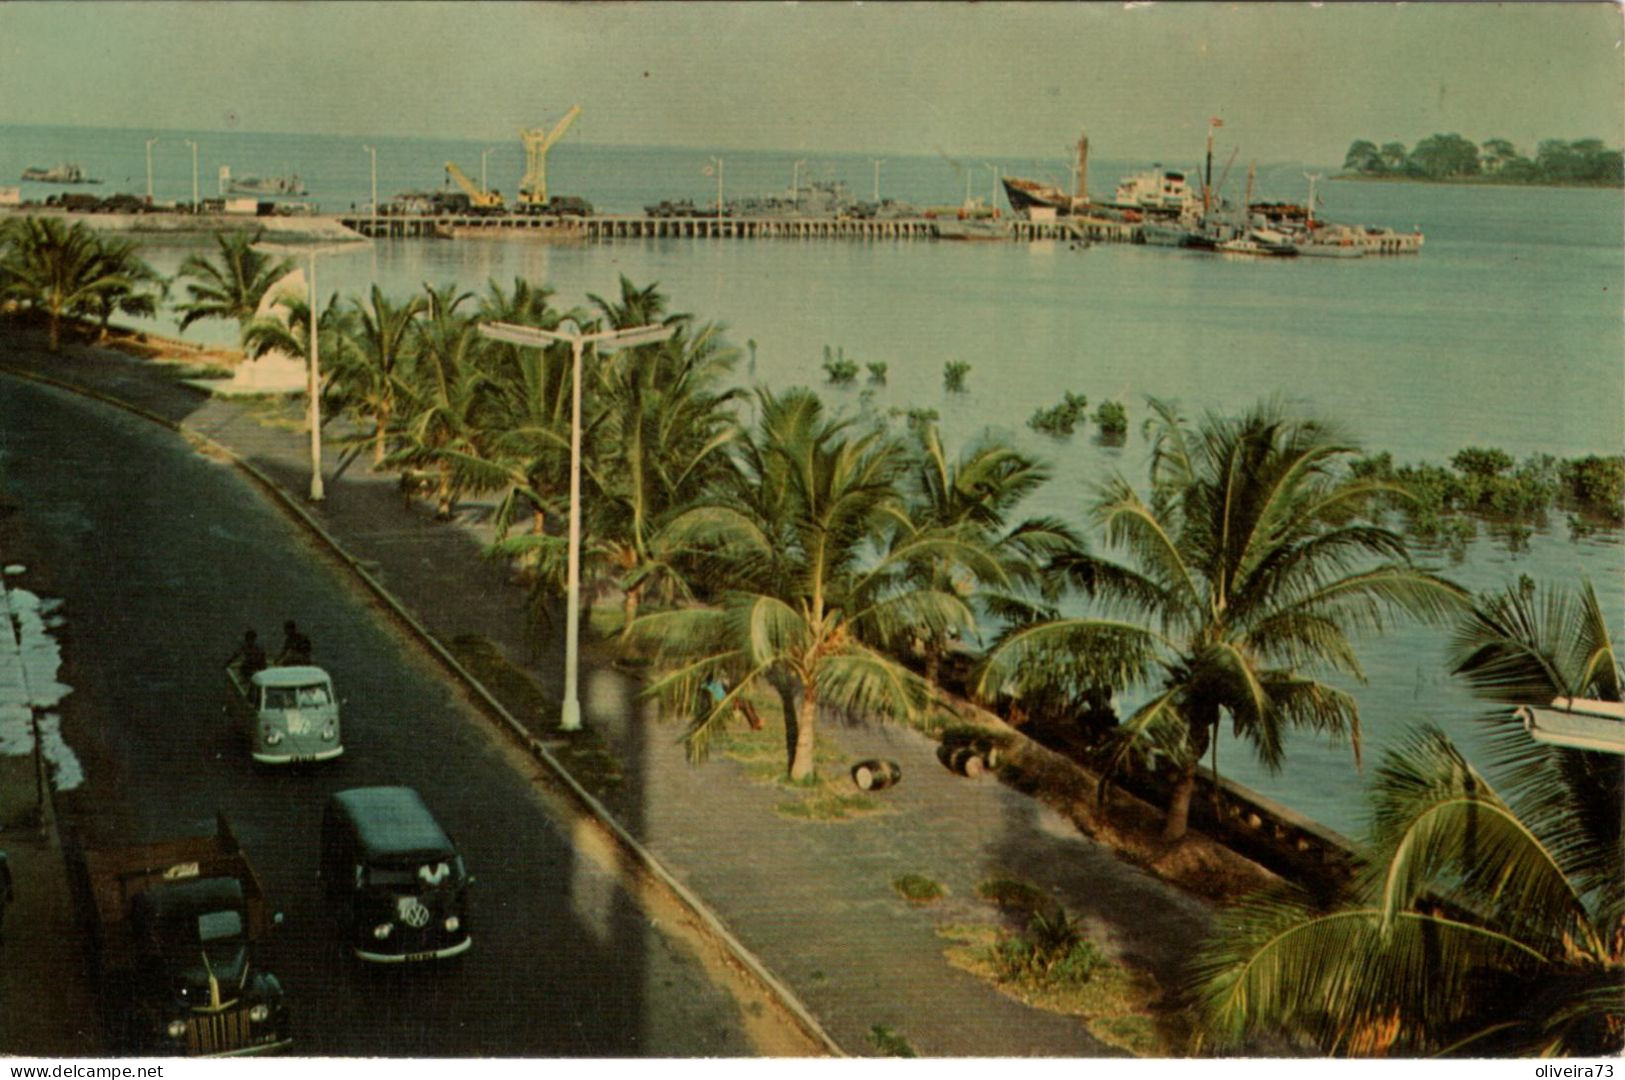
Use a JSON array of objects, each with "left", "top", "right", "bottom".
[{"left": 278, "top": 620, "right": 312, "bottom": 665}]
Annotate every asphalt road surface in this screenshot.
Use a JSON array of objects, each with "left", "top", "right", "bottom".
[{"left": 0, "top": 373, "right": 757, "bottom": 1056}]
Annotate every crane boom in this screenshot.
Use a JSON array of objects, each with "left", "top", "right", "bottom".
[
  {"left": 444, "top": 162, "right": 503, "bottom": 209},
  {"left": 518, "top": 104, "right": 581, "bottom": 207}
]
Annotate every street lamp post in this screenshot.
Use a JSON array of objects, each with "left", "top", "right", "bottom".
[
  {"left": 184, "top": 139, "right": 198, "bottom": 211},
  {"left": 254, "top": 242, "right": 365, "bottom": 501},
  {"left": 145, "top": 137, "right": 158, "bottom": 204},
  {"left": 363, "top": 144, "right": 378, "bottom": 216},
  {"left": 792, "top": 158, "right": 806, "bottom": 211},
  {"left": 708, "top": 156, "right": 724, "bottom": 225},
  {"left": 984, "top": 163, "right": 1000, "bottom": 210},
  {"left": 477, "top": 319, "right": 678, "bottom": 732},
  {"left": 871, "top": 158, "right": 885, "bottom": 202}
]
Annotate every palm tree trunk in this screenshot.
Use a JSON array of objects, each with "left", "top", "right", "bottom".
[
  {"left": 788, "top": 689, "right": 818, "bottom": 781},
  {"left": 372, "top": 403, "right": 390, "bottom": 467},
  {"left": 1163, "top": 703, "right": 1217, "bottom": 842},
  {"left": 1163, "top": 760, "right": 1199, "bottom": 842},
  {"left": 47, "top": 309, "right": 61, "bottom": 353},
  {"left": 435, "top": 465, "right": 453, "bottom": 519},
  {"left": 622, "top": 582, "right": 642, "bottom": 629}
]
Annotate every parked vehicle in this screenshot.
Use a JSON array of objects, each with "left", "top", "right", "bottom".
[
  {"left": 226, "top": 664, "right": 343, "bottom": 765},
  {"left": 69, "top": 815, "right": 291, "bottom": 1056},
  {"left": 320, "top": 787, "right": 472, "bottom": 963}
]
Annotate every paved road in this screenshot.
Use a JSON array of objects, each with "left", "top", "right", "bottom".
[{"left": 0, "top": 373, "right": 753, "bottom": 1056}]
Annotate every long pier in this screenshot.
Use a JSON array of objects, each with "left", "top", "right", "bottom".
[
  {"left": 336, "top": 212, "right": 1136, "bottom": 245},
  {"left": 332, "top": 211, "right": 1422, "bottom": 254}
]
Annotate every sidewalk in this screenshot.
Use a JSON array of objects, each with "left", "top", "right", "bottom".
[{"left": 4, "top": 340, "right": 1218, "bottom": 1057}]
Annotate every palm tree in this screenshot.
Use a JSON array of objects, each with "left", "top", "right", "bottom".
[
  {"left": 624, "top": 387, "right": 1001, "bottom": 780},
  {"left": 975, "top": 399, "right": 1466, "bottom": 841},
  {"left": 385, "top": 283, "right": 490, "bottom": 518},
  {"left": 901, "top": 421, "right": 1080, "bottom": 684},
  {"left": 0, "top": 216, "right": 135, "bottom": 351},
  {"left": 84, "top": 236, "right": 164, "bottom": 341},
  {"left": 241, "top": 291, "right": 357, "bottom": 429},
  {"left": 172, "top": 229, "right": 294, "bottom": 335},
  {"left": 581, "top": 319, "right": 741, "bottom": 626},
  {"left": 1189, "top": 579, "right": 1623, "bottom": 1057},
  {"left": 333, "top": 285, "right": 427, "bottom": 466}
]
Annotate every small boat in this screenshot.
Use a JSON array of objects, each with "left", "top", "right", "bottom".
[
  {"left": 1216, "top": 227, "right": 1299, "bottom": 257},
  {"left": 21, "top": 163, "right": 100, "bottom": 184},
  {"left": 934, "top": 217, "right": 1011, "bottom": 241},
  {"left": 227, "top": 173, "right": 307, "bottom": 197}
]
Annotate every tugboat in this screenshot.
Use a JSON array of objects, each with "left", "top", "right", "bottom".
[
  {"left": 219, "top": 166, "right": 306, "bottom": 197},
  {"left": 20, "top": 163, "right": 101, "bottom": 184}
]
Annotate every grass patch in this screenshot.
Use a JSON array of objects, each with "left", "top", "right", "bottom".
[
  {"left": 892, "top": 873, "right": 945, "bottom": 905},
  {"left": 710, "top": 706, "right": 883, "bottom": 822},
  {"left": 446, "top": 633, "right": 624, "bottom": 794},
  {"left": 937, "top": 917, "right": 1178, "bottom": 1057},
  {"left": 977, "top": 876, "right": 1052, "bottom": 915},
  {"left": 866, "top": 1024, "right": 917, "bottom": 1058}
]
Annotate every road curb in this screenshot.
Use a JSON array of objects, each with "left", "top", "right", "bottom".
[{"left": 2, "top": 362, "right": 846, "bottom": 1058}]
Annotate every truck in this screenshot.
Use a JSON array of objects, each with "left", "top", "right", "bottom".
[{"left": 71, "top": 815, "right": 292, "bottom": 1056}]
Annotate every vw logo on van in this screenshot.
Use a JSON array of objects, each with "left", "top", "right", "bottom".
[{"left": 397, "top": 896, "right": 432, "bottom": 928}]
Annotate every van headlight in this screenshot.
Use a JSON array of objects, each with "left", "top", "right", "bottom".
[
  {"left": 321, "top": 726, "right": 337, "bottom": 741},
  {"left": 444, "top": 916, "right": 460, "bottom": 932},
  {"left": 166, "top": 1019, "right": 188, "bottom": 1039},
  {"left": 249, "top": 1004, "right": 270, "bottom": 1023},
  {"left": 373, "top": 922, "right": 394, "bottom": 940},
  {"left": 263, "top": 730, "right": 283, "bottom": 746}
]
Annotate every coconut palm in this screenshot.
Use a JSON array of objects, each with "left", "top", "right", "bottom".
[
  {"left": 83, "top": 235, "right": 165, "bottom": 341},
  {"left": 1189, "top": 579, "right": 1623, "bottom": 1057},
  {"left": 0, "top": 216, "right": 135, "bottom": 351},
  {"left": 384, "top": 283, "right": 491, "bottom": 518},
  {"left": 901, "top": 422, "right": 1081, "bottom": 683},
  {"left": 625, "top": 387, "right": 1002, "bottom": 779},
  {"left": 172, "top": 229, "right": 294, "bottom": 335},
  {"left": 241, "top": 291, "right": 356, "bottom": 423},
  {"left": 332, "top": 285, "right": 427, "bottom": 466},
  {"left": 975, "top": 399, "right": 1466, "bottom": 841}
]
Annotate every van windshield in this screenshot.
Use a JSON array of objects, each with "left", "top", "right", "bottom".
[
  {"left": 368, "top": 857, "right": 463, "bottom": 890},
  {"left": 264, "top": 683, "right": 330, "bottom": 709}
]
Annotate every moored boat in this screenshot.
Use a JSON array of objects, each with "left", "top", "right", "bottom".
[
  {"left": 934, "top": 217, "right": 1011, "bottom": 241},
  {"left": 21, "top": 162, "right": 100, "bottom": 184}
]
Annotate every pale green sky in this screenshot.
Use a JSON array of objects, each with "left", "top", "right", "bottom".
[{"left": 0, "top": 2, "right": 1620, "bottom": 162}]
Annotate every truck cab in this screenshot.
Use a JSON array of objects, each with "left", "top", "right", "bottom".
[
  {"left": 226, "top": 665, "right": 343, "bottom": 765},
  {"left": 75, "top": 816, "right": 292, "bottom": 1055}
]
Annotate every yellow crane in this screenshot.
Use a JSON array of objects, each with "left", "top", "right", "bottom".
[
  {"left": 443, "top": 161, "right": 504, "bottom": 210},
  {"left": 518, "top": 105, "right": 581, "bottom": 208}
]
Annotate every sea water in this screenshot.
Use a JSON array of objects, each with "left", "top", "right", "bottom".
[{"left": 4, "top": 123, "right": 1622, "bottom": 834}]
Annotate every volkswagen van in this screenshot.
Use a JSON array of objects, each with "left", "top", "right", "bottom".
[
  {"left": 319, "top": 787, "right": 472, "bottom": 963},
  {"left": 226, "top": 665, "right": 343, "bottom": 765}
]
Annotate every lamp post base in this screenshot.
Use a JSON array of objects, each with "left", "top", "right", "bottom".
[{"left": 560, "top": 698, "right": 583, "bottom": 732}]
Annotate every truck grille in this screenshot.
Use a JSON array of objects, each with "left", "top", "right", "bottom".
[{"left": 185, "top": 1007, "right": 251, "bottom": 1055}]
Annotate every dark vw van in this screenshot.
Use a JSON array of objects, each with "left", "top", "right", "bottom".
[{"left": 319, "top": 787, "right": 471, "bottom": 963}]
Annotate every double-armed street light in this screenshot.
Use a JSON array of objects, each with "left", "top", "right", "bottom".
[
  {"left": 707, "top": 156, "right": 725, "bottom": 224},
  {"left": 792, "top": 159, "right": 807, "bottom": 211},
  {"left": 184, "top": 139, "right": 199, "bottom": 211},
  {"left": 481, "top": 148, "right": 497, "bottom": 195},
  {"left": 253, "top": 241, "right": 368, "bottom": 502},
  {"left": 363, "top": 144, "right": 378, "bottom": 215},
  {"left": 477, "top": 318, "right": 679, "bottom": 732},
  {"left": 871, "top": 158, "right": 885, "bottom": 202},
  {"left": 145, "top": 137, "right": 158, "bottom": 204}
]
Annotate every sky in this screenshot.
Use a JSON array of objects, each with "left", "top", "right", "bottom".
[{"left": 0, "top": 1, "right": 1620, "bottom": 164}]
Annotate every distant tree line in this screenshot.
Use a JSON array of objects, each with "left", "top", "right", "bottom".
[{"left": 1342, "top": 134, "right": 1624, "bottom": 185}]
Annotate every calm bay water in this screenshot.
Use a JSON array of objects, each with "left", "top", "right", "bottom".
[{"left": 6, "top": 124, "right": 1622, "bottom": 834}]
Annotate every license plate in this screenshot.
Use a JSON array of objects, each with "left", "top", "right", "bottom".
[
  {"left": 291, "top": 754, "right": 316, "bottom": 763},
  {"left": 404, "top": 950, "right": 438, "bottom": 962}
]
